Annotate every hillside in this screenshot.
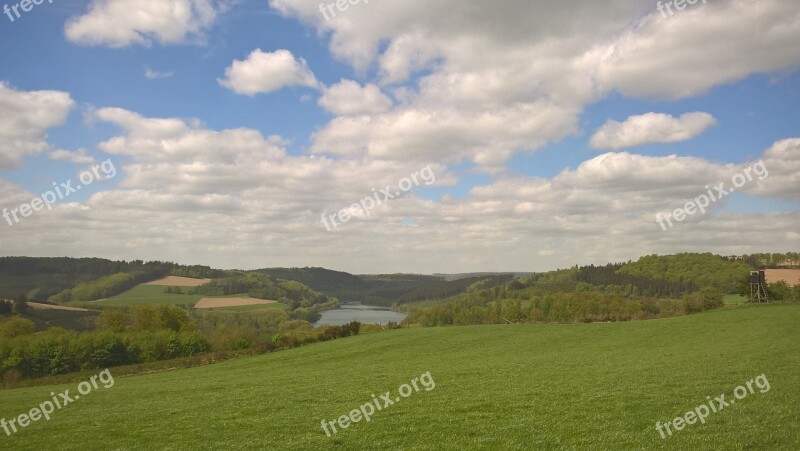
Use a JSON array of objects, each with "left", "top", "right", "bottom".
[
  {"left": 1, "top": 304, "right": 797, "bottom": 449},
  {"left": 396, "top": 274, "right": 513, "bottom": 304},
  {"left": 617, "top": 253, "right": 753, "bottom": 293},
  {"left": 255, "top": 267, "right": 368, "bottom": 293},
  {"left": 0, "top": 257, "right": 222, "bottom": 303}
]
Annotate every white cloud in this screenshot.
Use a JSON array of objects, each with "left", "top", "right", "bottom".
[
  {"left": 589, "top": 112, "right": 717, "bottom": 150},
  {"left": 743, "top": 138, "right": 800, "bottom": 201},
  {"left": 218, "top": 49, "right": 321, "bottom": 96},
  {"left": 144, "top": 68, "right": 174, "bottom": 80},
  {"left": 2, "top": 107, "right": 797, "bottom": 273},
  {"left": 270, "top": 0, "right": 800, "bottom": 169},
  {"left": 0, "top": 83, "right": 75, "bottom": 169},
  {"left": 318, "top": 80, "right": 393, "bottom": 116},
  {"left": 65, "top": 0, "right": 225, "bottom": 48},
  {"left": 593, "top": 0, "right": 800, "bottom": 99},
  {"left": 3, "top": 2, "right": 799, "bottom": 272},
  {"left": 48, "top": 149, "right": 95, "bottom": 165}
]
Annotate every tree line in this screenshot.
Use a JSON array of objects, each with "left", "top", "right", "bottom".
[
  {"left": 0, "top": 303, "right": 362, "bottom": 385},
  {"left": 402, "top": 287, "right": 727, "bottom": 327},
  {"left": 730, "top": 252, "right": 800, "bottom": 268}
]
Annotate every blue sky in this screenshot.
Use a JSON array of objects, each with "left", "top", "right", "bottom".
[{"left": 0, "top": 0, "right": 797, "bottom": 273}]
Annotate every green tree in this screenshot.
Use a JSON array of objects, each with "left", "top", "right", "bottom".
[
  {"left": 0, "top": 317, "right": 35, "bottom": 338},
  {"left": 97, "top": 309, "right": 131, "bottom": 333}
]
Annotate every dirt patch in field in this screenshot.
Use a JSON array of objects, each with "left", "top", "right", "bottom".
[
  {"left": 27, "top": 302, "right": 89, "bottom": 312},
  {"left": 764, "top": 269, "right": 800, "bottom": 286},
  {"left": 145, "top": 276, "right": 211, "bottom": 287},
  {"left": 194, "top": 298, "right": 277, "bottom": 309}
]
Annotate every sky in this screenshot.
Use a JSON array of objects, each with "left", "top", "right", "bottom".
[{"left": 0, "top": 0, "right": 798, "bottom": 274}]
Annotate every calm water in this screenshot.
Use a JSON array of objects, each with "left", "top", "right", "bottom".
[{"left": 313, "top": 303, "right": 407, "bottom": 326}]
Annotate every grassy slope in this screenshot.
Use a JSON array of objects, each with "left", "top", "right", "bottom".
[
  {"left": 203, "top": 303, "right": 290, "bottom": 312},
  {"left": 90, "top": 284, "right": 248, "bottom": 307},
  {"left": 1, "top": 304, "right": 798, "bottom": 449}
]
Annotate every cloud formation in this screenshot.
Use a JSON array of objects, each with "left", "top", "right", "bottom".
[
  {"left": 271, "top": 0, "right": 800, "bottom": 169},
  {"left": 589, "top": 112, "right": 717, "bottom": 150},
  {"left": 1, "top": 105, "right": 796, "bottom": 272},
  {"left": 219, "top": 49, "right": 321, "bottom": 96},
  {"left": 318, "top": 80, "right": 393, "bottom": 116},
  {"left": 0, "top": 83, "right": 74, "bottom": 169},
  {"left": 65, "top": 0, "right": 225, "bottom": 47}
]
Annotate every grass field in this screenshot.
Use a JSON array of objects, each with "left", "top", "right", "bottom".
[
  {"left": 203, "top": 303, "right": 289, "bottom": 312},
  {"left": 91, "top": 285, "right": 248, "bottom": 307},
  {"left": 1, "top": 304, "right": 798, "bottom": 449}
]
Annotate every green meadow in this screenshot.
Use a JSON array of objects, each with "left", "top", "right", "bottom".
[
  {"left": 1, "top": 304, "right": 798, "bottom": 449},
  {"left": 203, "top": 303, "right": 290, "bottom": 312}
]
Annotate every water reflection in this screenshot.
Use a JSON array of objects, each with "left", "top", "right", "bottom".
[{"left": 313, "top": 302, "right": 407, "bottom": 326}]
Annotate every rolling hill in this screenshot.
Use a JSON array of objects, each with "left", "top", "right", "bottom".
[{"left": 1, "top": 304, "right": 797, "bottom": 449}]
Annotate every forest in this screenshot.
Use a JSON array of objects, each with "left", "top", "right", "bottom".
[{"left": 402, "top": 253, "right": 800, "bottom": 327}]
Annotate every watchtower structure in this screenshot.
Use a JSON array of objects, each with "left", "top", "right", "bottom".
[{"left": 749, "top": 270, "right": 769, "bottom": 303}]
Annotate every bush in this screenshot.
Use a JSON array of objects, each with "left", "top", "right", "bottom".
[
  {"left": 767, "top": 281, "right": 793, "bottom": 301},
  {"left": 698, "top": 287, "right": 724, "bottom": 310}
]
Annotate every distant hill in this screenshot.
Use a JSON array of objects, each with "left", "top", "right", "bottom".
[
  {"left": 0, "top": 257, "right": 222, "bottom": 302},
  {"left": 433, "top": 272, "right": 532, "bottom": 281},
  {"left": 254, "top": 269, "right": 464, "bottom": 306},
  {"left": 397, "top": 274, "right": 514, "bottom": 304},
  {"left": 255, "top": 267, "right": 368, "bottom": 293}
]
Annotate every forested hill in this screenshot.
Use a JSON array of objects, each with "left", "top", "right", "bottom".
[
  {"left": 255, "top": 269, "right": 457, "bottom": 306},
  {"left": 0, "top": 257, "right": 221, "bottom": 302},
  {"left": 616, "top": 253, "right": 754, "bottom": 293},
  {"left": 397, "top": 274, "right": 514, "bottom": 304},
  {"left": 254, "top": 267, "right": 367, "bottom": 293}
]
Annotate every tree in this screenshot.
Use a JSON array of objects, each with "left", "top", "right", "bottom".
[
  {"left": 12, "top": 300, "right": 29, "bottom": 315},
  {"left": 98, "top": 309, "right": 130, "bottom": 333},
  {"left": 0, "top": 317, "right": 35, "bottom": 338},
  {"left": 767, "top": 281, "right": 792, "bottom": 301}
]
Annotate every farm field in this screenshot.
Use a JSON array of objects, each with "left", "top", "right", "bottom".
[
  {"left": 764, "top": 269, "right": 800, "bottom": 286},
  {"left": 91, "top": 284, "right": 248, "bottom": 307},
  {"left": 144, "top": 276, "right": 212, "bottom": 287},
  {"left": 26, "top": 303, "right": 88, "bottom": 312},
  {"left": 1, "top": 304, "right": 797, "bottom": 449}
]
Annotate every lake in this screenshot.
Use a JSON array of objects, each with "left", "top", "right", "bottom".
[{"left": 313, "top": 303, "right": 407, "bottom": 326}]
